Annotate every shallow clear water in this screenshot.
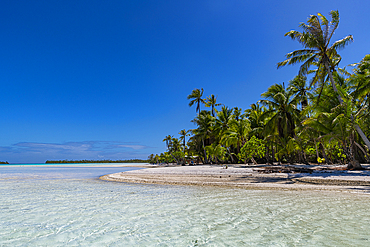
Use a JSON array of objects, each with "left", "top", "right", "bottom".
[{"left": 1, "top": 166, "right": 370, "bottom": 246}]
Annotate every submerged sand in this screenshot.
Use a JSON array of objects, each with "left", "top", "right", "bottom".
[{"left": 100, "top": 164, "right": 370, "bottom": 193}]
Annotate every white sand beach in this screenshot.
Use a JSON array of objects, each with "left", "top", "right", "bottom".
[{"left": 100, "top": 164, "right": 370, "bottom": 193}]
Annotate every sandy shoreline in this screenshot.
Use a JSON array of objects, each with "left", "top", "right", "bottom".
[{"left": 100, "top": 164, "right": 370, "bottom": 193}]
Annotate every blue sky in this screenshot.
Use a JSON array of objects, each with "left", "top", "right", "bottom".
[{"left": 0, "top": 0, "right": 369, "bottom": 163}]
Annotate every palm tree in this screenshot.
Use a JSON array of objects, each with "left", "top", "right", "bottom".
[
  {"left": 163, "top": 135, "right": 173, "bottom": 152},
  {"left": 288, "top": 75, "right": 309, "bottom": 110},
  {"left": 277, "top": 10, "right": 352, "bottom": 94},
  {"left": 350, "top": 55, "right": 370, "bottom": 149},
  {"left": 260, "top": 83, "right": 300, "bottom": 139},
  {"left": 350, "top": 54, "right": 370, "bottom": 110},
  {"left": 205, "top": 94, "right": 222, "bottom": 117},
  {"left": 244, "top": 103, "right": 266, "bottom": 139},
  {"left": 232, "top": 107, "right": 242, "bottom": 121},
  {"left": 163, "top": 135, "right": 180, "bottom": 164},
  {"left": 191, "top": 110, "right": 215, "bottom": 163},
  {"left": 302, "top": 85, "right": 343, "bottom": 162},
  {"left": 306, "top": 90, "right": 357, "bottom": 164},
  {"left": 205, "top": 144, "right": 226, "bottom": 164},
  {"left": 277, "top": 10, "right": 370, "bottom": 162},
  {"left": 260, "top": 83, "right": 301, "bottom": 163},
  {"left": 214, "top": 106, "right": 233, "bottom": 141},
  {"left": 171, "top": 137, "right": 181, "bottom": 153},
  {"left": 187, "top": 88, "right": 205, "bottom": 115},
  {"left": 178, "top": 129, "right": 190, "bottom": 153},
  {"left": 222, "top": 118, "right": 250, "bottom": 155}
]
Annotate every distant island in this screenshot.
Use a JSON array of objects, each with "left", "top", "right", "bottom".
[
  {"left": 45, "top": 159, "right": 149, "bottom": 164},
  {"left": 0, "top": 161, "right": 9, "bottom": 164}
]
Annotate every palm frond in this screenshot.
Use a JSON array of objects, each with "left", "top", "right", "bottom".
[
  {"left": 326, "top": 10, "right": 340, "bottom": 43},
  {"left": 285, "top": 49, "right": 315, "bottom": 59},
  {"left": 278, "top": 53, "right": 314, "bottom": 69},
  {"left": 299, "top": 54, "right": 318, "bottom": 75},
  {"left": 284, "top": 30, "right": 302, "bottom": 40},
  {"left": 330, "top": 35, "right": 353, "bottom": 51},
  {"left": 307, "top": 15, "right": 325, "bottom": 44},
  {"left": 188, "top": 99, "right": 196, "bottom": 107},
  {"left": 317, "top": 13, "right": 329, "bottom": 42},
  {"left": 317, "top": 13, "right": 328, "bottom": 25}
]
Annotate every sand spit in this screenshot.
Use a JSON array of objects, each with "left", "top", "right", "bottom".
[{"left": 100, "top": 164, "right": 370, "bottom": 193}]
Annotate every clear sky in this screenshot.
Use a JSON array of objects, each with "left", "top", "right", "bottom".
[{"left": 0, "top": 0, "right": 369, "bottom": 163}]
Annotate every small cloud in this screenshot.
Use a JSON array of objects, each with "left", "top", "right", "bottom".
[{"left": 116, "top": 145, "right": 147, "bottom": 150}]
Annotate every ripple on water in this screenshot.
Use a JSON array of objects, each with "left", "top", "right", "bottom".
[{"left": 1, "top": 177, "right": 370, "bottom": 246}]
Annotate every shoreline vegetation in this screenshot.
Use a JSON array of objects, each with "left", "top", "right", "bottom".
[
  {"left": 148, "top": 11, "right": 370, "bottom": 171},
  {"left": 45, "top": 159, "right": 149, "bottom": 164}
]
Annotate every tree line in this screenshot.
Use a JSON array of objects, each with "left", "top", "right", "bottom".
[
  {"left": 148, "top": 11, "right": 370, "bottom": 170},
  {"left": 45, "top": 159, "right": 149, "bottom": 164}
]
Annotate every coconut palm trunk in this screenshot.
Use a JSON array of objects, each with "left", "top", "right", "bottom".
[
  {"left": 278, "top": 10, "right": 370, "bottom": 169},
  {"left": 202, "top": 138, "right": 209, "bottom": 164},
  {"left": 324, "top": 58, "right": 370, "bottom": 167},
  {"left": 226, "top": 147, "right": 235, "bottom": 163}
]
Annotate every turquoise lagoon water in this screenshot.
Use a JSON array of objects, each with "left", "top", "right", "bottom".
[{"left": 1, "top": 165, "right": 370, "bottom": 246}]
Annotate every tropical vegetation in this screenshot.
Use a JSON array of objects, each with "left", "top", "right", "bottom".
[{"left": 148, "top": 10, "right": 370, "bottom": 170}]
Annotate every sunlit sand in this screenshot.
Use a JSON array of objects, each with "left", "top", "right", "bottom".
[{"left": 101, "top": 164, "right": 370, "bottom": 192}]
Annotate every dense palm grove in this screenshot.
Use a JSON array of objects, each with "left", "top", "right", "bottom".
[{"left": 148, "top": 11, "right": 370, "bottom": 169}]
